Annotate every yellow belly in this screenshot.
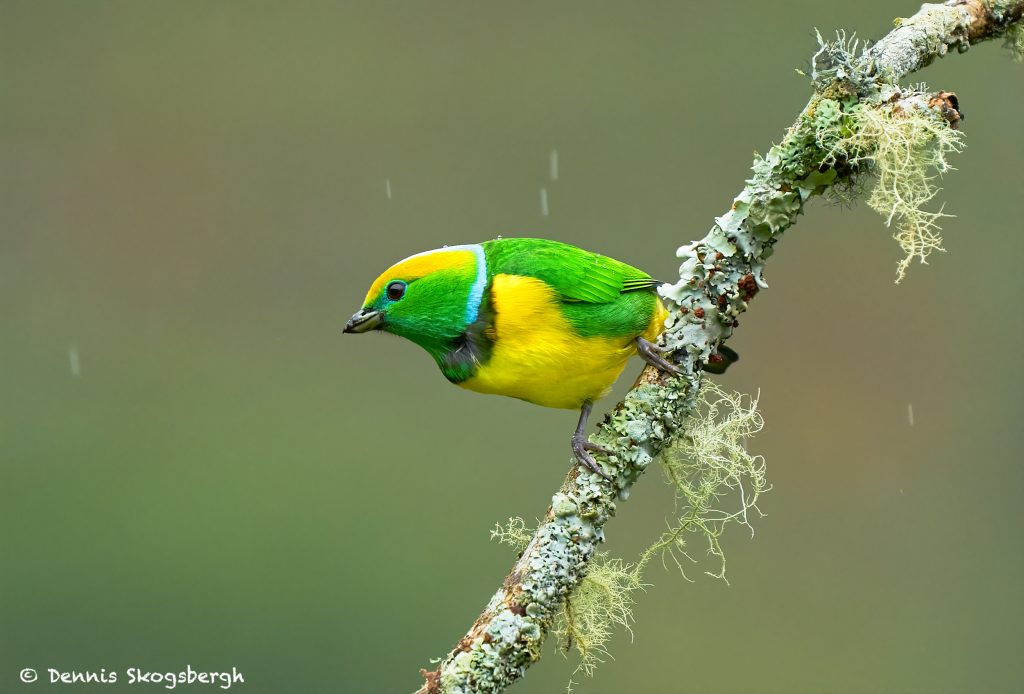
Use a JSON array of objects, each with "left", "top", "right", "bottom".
[{"left": 459, "top": 274, "right": 666, "bottom": 409}]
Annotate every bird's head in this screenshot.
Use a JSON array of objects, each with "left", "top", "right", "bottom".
[{"left": 344, "top": 244, "right": 488, "bottom": 358}]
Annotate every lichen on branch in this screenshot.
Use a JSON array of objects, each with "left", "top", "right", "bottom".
[
  {"left": 416, "top": 3, "right": 1024, "bottom": 692},
  {"left": 642, "top": 383, "right": 768, "bottom": 583},
  {"left": 839, "top": 88, "right": 965, "bottom": 280},
  {"left": 489, "top": 382, "right": 767, "bottom": 687},
  {"left": 1008, "top": 22, "right": 1024, "bottom": 59}
]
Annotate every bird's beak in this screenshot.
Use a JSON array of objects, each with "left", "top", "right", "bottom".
[{"left": 343, "top": 308, "right": 383, "bottom": 334}]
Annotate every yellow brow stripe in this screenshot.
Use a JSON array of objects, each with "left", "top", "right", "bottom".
[{"left": 363, "top": 248, "right": 475, "bottom": 306}]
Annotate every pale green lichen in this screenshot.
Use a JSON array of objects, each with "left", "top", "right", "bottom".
[
  {"left": 639, "top": 382, "right": 768, "bottom": 582},
  {"left": 807, "top": 31, "right": 968, "bottom": 282},
  {"left": 491, "top": 517, "right": 532, "bottom": 551},
  {"left": 442, "top": 378, "right": 690, "bottom": 693},
  {"left": 810, "top": 29, "right": 870, "bottom": 91},
  {"left": 492, "top": 382, "right": 767, "bottom": 690},
  {"left": 1008, "top": 23, "right": 1024, "bottom": 61},
  {"left": 490, "top": 520, "right": 646, "bottom": 690},
  {"left": 430, "top": 7, "right": 1021, "bottom": 692},
  {"left": 822, "top": 89, "right": 965, "bottom": 281},
  {"left": 555, "top": 554, "right": 643, "bottom": 685}
]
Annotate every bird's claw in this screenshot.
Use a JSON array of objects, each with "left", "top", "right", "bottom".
[
  {"left": 571, "top": 435, "right": 614, "bottom": 481},
  {"left": 637, "top": 337, "right": 683, "bottom": 376}
]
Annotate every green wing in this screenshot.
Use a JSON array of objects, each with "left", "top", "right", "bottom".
[{"left": 482, "top": 238, "right": 659, "bottom": 304}]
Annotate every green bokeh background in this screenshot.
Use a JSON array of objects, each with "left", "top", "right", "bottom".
[{"left": 3, "top": 2, "right": 1023, "bottom": 693}]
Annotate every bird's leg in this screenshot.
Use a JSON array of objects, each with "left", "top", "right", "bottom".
[
  {"left": 636, "top": 336, "right": 683, "bottom": 376},
  {"left": 571, "top": 400, "right": 614, "bottom": 480}
]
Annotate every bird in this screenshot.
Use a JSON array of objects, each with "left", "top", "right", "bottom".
[{"left": 343, "top": 237, "right": 734, "bottom": 479}]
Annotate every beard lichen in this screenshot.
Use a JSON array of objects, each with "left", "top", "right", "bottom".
[
  {"left": 638, "top": 382, "right": 768, "bottom": 583},
  {"left": 810, "top": 85, "right": 965, "bottom": 282},
  {"left": 1008, "top": 23, "right": 1024, "bottom": 61},
  {"left": 807, "top": 31, "right": 967, "bottom": 282},
  {"left": 555, "top": 553, "right": 644, "bottom": 691},
  {"left": 490, "top": 519, "right": 644, "bottom": 688},
  {"left": 490, "top": 382, "right": 768, "bottom": 691},
  {"left": 490, "top": 516, "right": 533, "bottom": 550}
]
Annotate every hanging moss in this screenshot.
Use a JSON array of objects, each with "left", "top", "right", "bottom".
[
  {"left": 639, "top": 383, "right": 769, "bottom": 582},
  {"left": 491, "top": 382, "right": 768, "bottom": 689},
  {"left": 807, "top": 84, "right": 966, "bottom": 281},
  {"left": 1008, "top": 23, "right": 1024, "bottom": 60},
  {"left": 421, "top": 4, "right": 1023, "bottom": 692}
]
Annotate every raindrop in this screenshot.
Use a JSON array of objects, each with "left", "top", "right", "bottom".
[
  {"left": 550, "top": 149, "right": 559, "bottom": 181},
  {"left": 68, "top": 344, "right": 81, "bottom": 377},
  {"left": 385, "top": 178, "right": 392, "bottom": 199},
  {"left": 540, "top": 188, "right": 549, "bottom": 217}
]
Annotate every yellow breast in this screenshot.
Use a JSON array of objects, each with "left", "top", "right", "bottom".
[{"left": 459, "top": 274, "right": 666, "bottom": 409}]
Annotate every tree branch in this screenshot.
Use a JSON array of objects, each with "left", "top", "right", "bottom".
[{"left": 416, "top": 2, "right": 1024, "bottom": 692}]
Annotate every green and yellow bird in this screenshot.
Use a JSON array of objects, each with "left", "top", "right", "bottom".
[{"left": 344, "top": 237, "right": 685, "bottom": 478}]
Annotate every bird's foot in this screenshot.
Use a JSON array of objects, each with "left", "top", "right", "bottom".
[
  {"left": 571, "top": 434, "right": 614, "bottom": 481},
  {"left": 637, "top": 337, "right": 683, "bottom": 376}
]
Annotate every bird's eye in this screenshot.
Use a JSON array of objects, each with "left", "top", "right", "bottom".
[{"left": 386, "top": 281, "right": 406, "bottom": 301}]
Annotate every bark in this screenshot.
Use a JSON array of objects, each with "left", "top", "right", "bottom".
[{"left": 416, "top": 2, "right": 1024, "bottom": 692}]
